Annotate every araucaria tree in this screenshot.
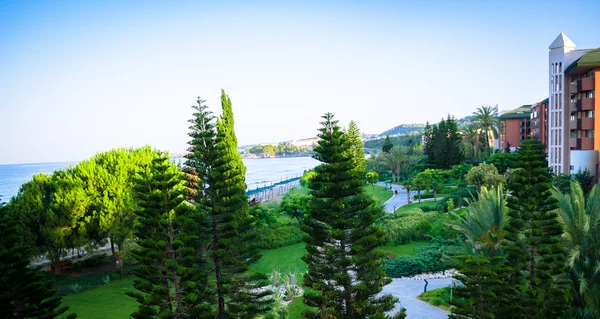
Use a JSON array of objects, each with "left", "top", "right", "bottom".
[
  {"left": 504, "top": 138, "right": 569, "bottom": 318},
  {"left": 347, "top": 120, "right": 367, "bottom": 176},
  {"left": 185, "top": 92, "right": 271, "bottom": 318},
  {"left": 302, "top": 112, "right": 405, "bottom": 318},
  {"left": 127, "top": 154, "right": 211, "bottom": 318},
  {"left": 0, "top": 206, "right": 76, "bottom": 319}
]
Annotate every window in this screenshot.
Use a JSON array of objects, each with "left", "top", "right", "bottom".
[
  {"left": 587, "top": 111, "right": 594, "bottom": 118},
  {"left": 587, "top": 71, "right": 595, "bottom": 78},
  {"left": 571, "top": 114, "right": 576, "bottom": 121},
  {"left": 588, "top": 91, "right": 595, "bottom": 98},
  {"left": 587, "top": 130, "right": 594, "bottom": 138},
  {"left": 570, "top": 131, "right": 576, "bottom": 138}
]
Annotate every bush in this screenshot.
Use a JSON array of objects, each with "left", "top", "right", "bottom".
[
  {"left": 438, "top": 186, "right": 477, "bottom": 212},
  {"left": 563, "top": 309, "right": 600, "bottom": 319},
  {"left": 388, "top": 209, "right": 437, "bottom": 243},
  {"left": 254, "top": 224, "right": 305, "bottom": 249},
  {"left": 42, "top": 267, "right": 133, "bottom": 296},
  {"left": 418, "top": 287, "right": 451, "bottom": 310},
  {"left": 385, "top": 255, "right": 424, "bottom": 278}
]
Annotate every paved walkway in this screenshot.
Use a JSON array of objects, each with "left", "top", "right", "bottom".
[
  {"left": 377, "top": 182, "right": 417, "bottom": 213},
  {"left": 382, "top": 278, "right": 452, "bottom": 318}
]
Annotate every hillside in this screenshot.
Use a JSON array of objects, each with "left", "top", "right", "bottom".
[{"left": 378, "top": 123, "right": 425, "bottom": 137}]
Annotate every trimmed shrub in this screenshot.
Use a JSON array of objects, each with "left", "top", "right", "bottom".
[
  {"left": 42, "top": 267, "right": 133, "bottom": 296},
  {"left": 254, "top": 224, "right": 305, "bottom": 249},
  {"left": 385, "top": 256, "right": 424, "bottom": 278}
]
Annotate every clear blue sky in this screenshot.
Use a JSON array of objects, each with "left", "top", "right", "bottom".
[{"left": 1, "top": 0, "right": 599, "bottom": 164}]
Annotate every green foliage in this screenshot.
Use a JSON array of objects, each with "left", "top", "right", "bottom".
[
  {"left": 552, "top": 173, "right": 572, "bottom": 194},
  {"left": 246, "top": 143, "right": 312, "bottom": 158},
  {"left": 302, "top": 113, "right": 404, "bottom": 318},
  {"left": 381, "top": 209, "right": 437, "bottom": 244},
  {"left": 451, "top": 163, "right": 473, "bottom": 182},
  {"left": 563, "top": 309, "right": 600, "bottom": 319},
  {"left": 378, "top": 123, "right": 425, "bottom": 137},
  {"left": 0, "top": 213, "right": 76, "bottom": 318},
  {"left": 485, "top": 151, "right": 517, "bottom": 174},
  {"left": 423, "top": 115, "right": 462, "bottom": 169},
  {"left": 504, "top": 138, "right": 569, "bottom": 318},
  {"left": 465, "top": 163, "right": 505, "bottom": 190},
  {"left": 418, "top": 287, "right": 451, "bottom": 310},
  {"left": 347, "top": 120, "right": 367, "bottom": 175},
  {"left": 363, "top": 133, "right": 421, "bottom": 149},
  {"left": 299, "top": 170, "right": 317, "bottom": 188},
  {"left": 279, "top": 188, "right": 311, "bottom": 225},
  {"left": 573, "top": 168, "right": 596, "bottom": 196},
  {"left": 366, "top": 171, "right": 379, "bottom": 189},
  {"left": 254, "top": 224, "right": 305, "bottom": 250},
  {"left": 449, "top": 253, "right": 513, "bottom": 319},
  {"left": 382, "top": 135, "right": 394, "bottom": 153},
  {"left": 127, "top": 154, "right": 212, "bottom": 318},
  {"left": 472, "top": 105, "right": 502, "bottom": 156},
  {"left": 44, "top": 268, "right": 131, "bottom": 296},
  {"left": 385, "top": 256, "right": 425, "bottom": 278},
  {"left": 70, "top": 254, "right": 115, "bottom": 271},
  {"left": 552, "top": 182, "right": 600, "bottom": 310},
  {"left": 185, "top": 93, "right": 271, "bottom": 317},
  {"left": 447, "top": 185, "right": 508, "bottom": 256},
  {"left": 250, "top": 204, "right": 279, "bottom": 228},
  {"left": 457, "top": 122, "right": 484, "bottom": 161}
]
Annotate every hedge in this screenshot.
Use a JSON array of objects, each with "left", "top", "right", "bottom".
[
  {"left": 254, "top": 224, "right": 305, "bottom": 250},
  {"left": 42, "top": 267, "right": 133, "bottom": 296}
]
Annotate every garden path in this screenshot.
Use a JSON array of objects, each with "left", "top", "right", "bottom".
[
  {"left": 376, "top": 182, "right": 416, "bottom": 213},
  {"left": 381, "top": 278, "right": 452, "bottom": 318}
]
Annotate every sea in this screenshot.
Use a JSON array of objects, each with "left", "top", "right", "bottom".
[{"left": 0, "top": 157, "right": 320, "bottom": 202}]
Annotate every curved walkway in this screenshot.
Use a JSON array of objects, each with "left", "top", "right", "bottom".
[
  {"left": 377, "top": 182, "right": 417, "bottom": 213},
  {"left": 382, "top": 278, "right": 452, "bottom": 318}
]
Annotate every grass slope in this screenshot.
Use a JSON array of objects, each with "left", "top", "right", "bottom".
[
  {"left": 378, "top": 240, "right": 429, "bottom": 258},
  {"left": 364, "top": 185, "right": 393, "bottom": 204},
  {"left": 61, "top": 278, "right": 137, "bottom": 319},
  {"left": 418, "top": 286, "right": 452, "bottom": 310},
  {"left": 394, "top": 200, "right": 439, "bottom": 214}
]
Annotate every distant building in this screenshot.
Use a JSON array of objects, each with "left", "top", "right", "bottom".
[
  {"left": 499, "top": 105, "right": 532, "bottom": 152},
  {"left": 548, "top": 33, "right": 599, "bottom": 175},
  {"left": 530, "top": 98, "right": 549, "bottom": 152}
]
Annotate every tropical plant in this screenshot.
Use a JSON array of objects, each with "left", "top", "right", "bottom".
[
  {"left": 472, "top": 106, "right": 502, "bottom": 155},
  {"left": 552, "top": 181, "right": 600, "bottom": 310},
  {"left": 447, "top": 185, "right": 508, "bottom": 256},
  {"left": 457, "top": 122, "right": 484, "bottom": 161}
]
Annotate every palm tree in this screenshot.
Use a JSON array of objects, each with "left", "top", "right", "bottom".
[
  {"left": 447, "top": 185, "right": 508, "bottom": 256},
  {"left": 378, "top": 152, "right": 397, "bottom": 183},
  {"left": 457, "top": 122, "right": 484, "bottom": 161},
  {"left": 552, "top": 181, "right": 600, "bottom": 310},
  {"left": 473, "top": 106, "right": 502, "bottom": 155},
  {"left": 378, "top": 146, "right": 406, "bottom": 183}
]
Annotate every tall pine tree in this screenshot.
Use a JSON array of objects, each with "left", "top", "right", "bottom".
[
  {"left": 382, "top": 135, "right": 393, "bottom": 153},
  {"left": 347, "top": 120, "right": 367, "bottom": 176},
  {"left": 0, "top": 206, "right": 77, "bottom": 319},
  {"left": 302, "top": 112, "right": 405, "bottom": 319},
  {"left": 504, "top": 138, "right": 569, "bottom": 318},
  {"left": 127, "top": 153, "right": 212, "bottom": 318},
  {"left": 185, "top": 91, "right": 271, "bottom": 318}
]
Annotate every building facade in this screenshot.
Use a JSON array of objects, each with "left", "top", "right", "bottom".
[
  {"left": 499, "top": 105, "right": 532, "bottom": 151},
  {"left": 530, "top": 98, "right": 548, "bottom": 151},
  {"left": 548, "top": 33, "right": 600, "bottom": 176}
]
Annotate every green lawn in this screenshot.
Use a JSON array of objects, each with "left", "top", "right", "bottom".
[
  {"left": 365, "top": 185, "right": 393, "bottom": 204},
  {"left": 61, "top": 235, "right": 425, "bottom": 318},
  {"left": 378, "top": 240, "right": 429, "bottom": 257},
  {"left": 394, "top": 200, "right": 440, "bottom": 214},
  {"left": 418, "top": 286, "right": 452, "bottom": 310},
  {"left": 61, "top": 278, "right": 137, "bottom": 318}
]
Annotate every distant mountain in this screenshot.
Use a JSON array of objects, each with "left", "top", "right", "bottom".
[{"left": 378, "top": 124, "right": 425, "bottom": 137}]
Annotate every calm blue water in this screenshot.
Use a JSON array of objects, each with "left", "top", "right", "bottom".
[{"left": 0, "top": 157, "right": 319, "bottom": 202}]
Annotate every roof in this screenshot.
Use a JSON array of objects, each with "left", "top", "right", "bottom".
[
  {"left": 500, "top": 105, "right": 532, "bottom": 119},
  {"left": 565, "top": 48, "right": 600, "bottom": 74},
  {"left": 549, "top": 33, "right": 576, "bottom": 50},
  {"left": 541, "top": 98, "right": 549, "bottom": 104}
]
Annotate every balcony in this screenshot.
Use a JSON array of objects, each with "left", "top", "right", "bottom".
[
  {"left": 570, "top": 101, "right": 578, "bottom": 112},
  {"left": 582, "top": 117, "right": 594, "bottom": 130},
  {"left": 570, "top": 138, "right": 577, "bottom": 148},
  {"left": 582, "top": 137, "right": 594, "bottom": 150},
  {"left": 582, "top": 97, "right": 595, "bottom": 111},
  {"left": 570, "top": 119, "right": 578, "bottom": 129},
  {"left": 570, "top": 82, "right": 578, "bottom": 93},
  {"left": 581, "top": 77, "right": 595, "bottom": 91}
]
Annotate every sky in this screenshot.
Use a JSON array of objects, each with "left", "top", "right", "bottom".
[{"left": 1, "top": 0, "right": 599, "bottom": 164}]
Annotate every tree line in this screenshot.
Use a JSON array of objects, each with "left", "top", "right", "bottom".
[{"left": 1, "top": 91, "right": 406, "bottom": 318}]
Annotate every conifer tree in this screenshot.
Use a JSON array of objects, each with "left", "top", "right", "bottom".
[
  {"left": 185, "top": 92, "right": 271, "bottom": 318},
  {"left": 0, "top": 206, "right": 76, "bottom": 319},
  {"left": 127, "top": 154, "right": 212, "bottom": 318},
  {"left": 302, "top": 112, "right": 405, "bottom": 319},
  {"left": 504, "top": 138, "right": 569, "bottom": 318},
  {"left": 382, "top": 135, "right": 393, "bottom": 153},
  {"left": 347, "top": 120, "right": 367, "bottom": 176}
]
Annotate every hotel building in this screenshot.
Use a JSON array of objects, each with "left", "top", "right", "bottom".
[{"left": 548, "top": 33, "right": 600, "bottom": 176}]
